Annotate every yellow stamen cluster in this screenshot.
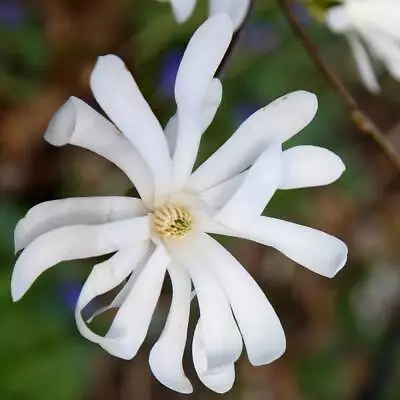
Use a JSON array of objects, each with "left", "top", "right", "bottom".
[{"left": 152, "top": 204, "right": 193, "bottom": 239}]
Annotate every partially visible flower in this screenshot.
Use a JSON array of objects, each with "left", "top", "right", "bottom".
[
  {"left": 12, "top": 14, "right": 347, "bottom": 394},
  {"left": 325, "top": 0, "right": 400, "bottom": 93},
  {"left": 0, "top": 0, "right": 25, "bottom": 29},
  {"left": 157, "top": 0, "right": 251, "bottom": 30}
]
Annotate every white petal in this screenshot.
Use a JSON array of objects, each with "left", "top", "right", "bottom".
[
  {"left": 209, "top": 0, "right": 251, "bottom": 30},
  {"left": 200, "top": 173, "right": 245, "bottom": 209},
  {"left": 90, "top": 55, "right": 173, "bottom": 203},
  {"left": 346, "top": 33, "right": 380, "bottom": 94},
  {"left": 149, "top": 262, "right": 193, "bottom": 394},
  {"left": 165, "top": 78, "right": 222, "bottom": 156},
  {"left": 325, "top": 5, "right": 351, "bottom": 33},
  {"left": 169, "top": 0, "right": 197, "bottom": 23},
  {"left": 167, "top": 235, "right": 243, "bottom": 370},
  {"left": 172, "top": 15, "right": 233, "bottom": 189},
  {"left": 214, "top": 144, "right": 282, "bottom": 229},
  {"left": 44, "top": 97, "right": 154, "bottom": 205},
  {"left": 198, "top": 234, "right": 286, "bottom": 365},
  {"left": 75, "top": 242, "right": 150, "bottom": 344},
  {"left": 280, "top": 146, "right": 345, "bottom": 189},
  {"left": 232, "top": 216, "right": 348, "bottom": 278},
  {"left": 11, "top": 216, "right": 150, "bottom": 301},
  {"left": 192, "top": 321, "right": 235, "bottom": 394},
  {"left": 101, "top": 245, "right": 170, "bottom": 359},
  {"left": 188, "top": 91, "right": 318, "bottom": 192},
  {"left": 14, "top": 197, "right": 147, "bottom": 252}
]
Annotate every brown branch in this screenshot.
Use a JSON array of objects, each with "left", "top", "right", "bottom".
[
  {"left": 279, "top": 0, "right": 400, "bottom": 173},
  {"left": 215, "top": 0, "right": 254, "bottom": 77}
]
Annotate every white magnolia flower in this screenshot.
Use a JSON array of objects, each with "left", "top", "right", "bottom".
[
  {"left": 158, "top": 0, "right": 251, "bottom": 30},
  {"left": 325, "top": 0, "right": 400, "bottom": 93},
  {"left": 12, "top": 14, "right": 347, "bottom": 394}
]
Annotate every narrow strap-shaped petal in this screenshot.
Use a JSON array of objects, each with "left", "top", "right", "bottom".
[
  {"left": 280, "top": 145, "right": 345, "bottom": 189},
  {"left": 90, "top": 55, "right": 173, "bottom": 204},
  {"left": 188, "top": 91, "right": 318, "bottom": 192},
  {"left": 214, "top": 144, "right": 282, "bottom": 229},
  {"left": 346, "top": 33, "right": 380, "bottom": 94},
  {"left": 165, "top": 78, "right": 223, "bottom": 156},
  {"left": 228, "top": 216, "right": 348, "bottom": 278},
  {"left": 167, "top": 235, "right": 243, "bottom": 370},
  {"left": 169, "top": 0, "right": 197, "bottom": 23},
  {"left": 172, "top": 15, "right": 233, "bottom": 189},
  {"left": 11, "top": 216, "right": 150, "bottom": 301},
  {"left": 199, "top": 234, "right": 286, "bottom": 365},
  {"left": 149, "top": 262, "right": 193, "bottom": 394},
  {"left": 200, "top": 173, "right": 245, "bottom": 209},
  {"left": 100, "top": 245, "right": 170, "bottom": 359},
  {"left": 75, "top": 242, "right": 150, "bottom": 343},
  {"left": 44, "top": 97, "right": 154, "bottom": 205},
  {"left": 192, "top": 321, "right": 235, "bottom": 394},
  {"left": 209, "top": 0, "right": 251, "bottom": 30},
  {"left": 15, "top": 197, "right": 147, "bottom": 252}
]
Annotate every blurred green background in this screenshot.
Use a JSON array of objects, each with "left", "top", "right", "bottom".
[{"left": 0, "top": 0, "right": 400, "bottom": 399}]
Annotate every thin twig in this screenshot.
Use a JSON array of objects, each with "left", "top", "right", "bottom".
[
  {"left": 215, "top": 0, "right": 254, "bottom": 77},
  {"left": 279, "top": 0, "right": 400, "bottom": 172}
]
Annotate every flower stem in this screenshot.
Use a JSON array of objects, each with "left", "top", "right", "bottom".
[{"left": 279, "top": 0, "right": 400, "bottom": 172}]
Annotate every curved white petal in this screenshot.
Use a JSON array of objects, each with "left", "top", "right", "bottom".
[
  {"left": 44, "top": 97, "right": 153, "bottom": 205},
  {"left": 90, "top": 55, "right": 172, "bottom": 204},
  {"left": 231, "top": 216, "right": 348, "bottom": 278},
  {"left": 215, "top": 144, "right": 282, "bottom": 229},
  {"left": 200, "top": 173, "right": 245, "bottom": 209},
  {"left": 209, "top": 0, "right": 251, "bottom": 30},
  {"left": 169, "top": 0, "right": 197, "bottom": 23},
  {"left": 346, "top": 33, "right": 380, "bottom": 94},
  {"left": 165, "top": 78, "right": 222, "bottom": 156},
  {"left": 11, "top": 216, "right": 150, "bottom": 301},
  {"left": 75, "top": 242, "right": 150, "bottom": 343},
  {"left": 192, "top": 321, "right": 235, "bottom": 394},
  {"left": 188, "top": 91, "right": 318, "bottom": 192},
  {"left": 280, "top": 146, "right": 345, "bottom": 190},
  {"left": 167, "top": 235, "right": 243, "bottom": 370},
  {"left": 173, "top": 15, "right": 233, "bottom": 189},
  {"left": 199, "top": 234, "right": 286, "bottom": 365},
  {"left": 149, "top": 262, "right": 193, "bottom": 394},
  {"left": 14, "top": 197, "right": 147, "bottom": 252},
  {"left": 100, "top": 245, "right": 170, "bottom": 359}
]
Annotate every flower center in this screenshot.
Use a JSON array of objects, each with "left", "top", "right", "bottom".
[{"left": 152, "top": 204, "right": 193, "bottom": 239}]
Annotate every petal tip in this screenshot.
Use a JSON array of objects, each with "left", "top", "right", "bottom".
[{"left": 44, "top": 98, "right": 77, "bottom": 147}]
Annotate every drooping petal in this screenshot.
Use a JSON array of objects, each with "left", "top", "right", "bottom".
[
  {"left": 198, "top": 234, "right": 286, "bottom": 365},
  {"left": 167, "top": 234, "right": 243, "bottom": 370},
  {"left": 90, "top": 55, "right": 173, "bottom": 204},
  {"left": 229, "top": 216, "right": 348, "bottom": 278},
  {"left": 15, "top": 197, "right": 147, "bottom": 252},
  {"left": 188, "top": 91, "right": 318, "bottom": 192},
  {"left": 75, "top": 242, "right": 150, "bottom": 344},
  {"left": 209, "top": 0, "right": 251, "bottom": 30},
  {"left": 346, "top": 33, "right": 380, "bottom": 94},
  {"left": 200, "top": 173, "right": 245, "bottom": 209},
  {"left": 149, "top": 262, "right": 193, "bottom": 394},
  {"left": 214, "top": 144, "right": 282, "bottom": 229},
  {"left": 192, "top": 321, "right": 235, "bottom": 394},
  {"left": 100, "top": 245, "right": 170, "bottom": 359},
  {"left": 172, "top": 15, "right": 233, "bottom": 189},
  {"left": 169, "top": 0, "right": 197, "bottom": 23},
  {"left": 11, "top": 216, "right": 150, "bottom": 301},
  {"left": 279, "top": 146, "right": 345, "bottom": 190},
  {"left": 44, "top": 97, "right": 154, "bottom": 205}
]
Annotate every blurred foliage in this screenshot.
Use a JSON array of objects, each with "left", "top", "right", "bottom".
[{"left": 0, "top": 0, "right": 399, "bottom": 399}]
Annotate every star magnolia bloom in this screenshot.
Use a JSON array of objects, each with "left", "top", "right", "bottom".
[
  {"left": 158, "top": 0, "right": 250, "bottom": 30},
  {"left": 12, "top": 14, "right": 347, "bottom": 394},
  {"left": 325, "top": 0, "right": 400, "bottom": 93}
]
